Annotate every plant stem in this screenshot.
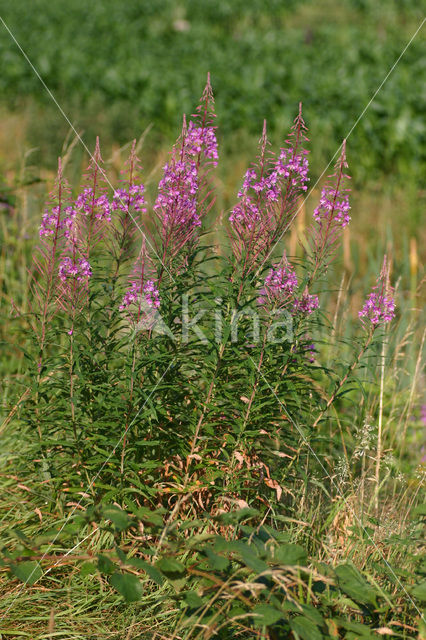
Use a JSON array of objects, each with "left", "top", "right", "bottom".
[
  {"left": 312, "top": 328, "right": 374, "bottom": 429},
  {"left": 374, "top": 329, "right": 387, "bottom": 514}
]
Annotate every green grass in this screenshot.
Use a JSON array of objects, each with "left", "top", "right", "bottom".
[{"left": 0, "top": 420, "right": 424, "bottom": 638}]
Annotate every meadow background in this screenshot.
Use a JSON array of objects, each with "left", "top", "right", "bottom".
[
  {"left": 0, "top": 0, "right": 425, "bottom": 638},
  {"left": 0, "top": 0, "right": 424, "bottom": 314}
]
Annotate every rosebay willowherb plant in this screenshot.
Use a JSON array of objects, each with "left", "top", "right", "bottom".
[{"left": 17, "top": 76, "right": 397, "bottom": 522}]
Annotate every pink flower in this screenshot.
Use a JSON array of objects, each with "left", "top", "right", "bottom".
[
  {"left": 112, "top": 184, "right": 146, "bottom": 214},
  {"left": 185, "top": 122, "right": 218, "bottom": 165},
  {"left": 313, "top": 187, "right": 351, "bottom": 228},
  {"left": 58, "top": 257, "right": 92, "bottom": 282},
  {"left": 293, "top": 293, "right": 319, "bottom": 316},
  {"left": 359, "top": 256, "right": 395, "bottom": 327},
  {"left": 155, "top": 160, "right": 201, "bottom": 230},
  {"left": 75, "top": 187, "right": 111, "bottom": 221},
  {"left": 359, "top": 292, "right": 395, "bottom": 325},
  {"left": 258, "top": 259, "right": 319, "bottom": 317},
  {"left": 119, "top": 280, "right": 160, "bottom": 311},
  {"left": 258, "top": 263, "right": 298, "bottom": 305}
]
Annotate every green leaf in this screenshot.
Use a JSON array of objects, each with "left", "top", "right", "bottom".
[
  {"left": 135, "top": 508, "right": 164, "bottom": 528},
  {"left": 110, "top": 572, "right": 143, "bottom": 602},
  {"left": 97, "top": 554, "right": 117, "bottom": 575},
  {"left": 252, "top": 603, "right": 283, "bottom": 627},
  {"left": 273, "top": 544, "right": 307, "bottom": 566},
  {"left": 80, "top": 562, "right": 97, "bottom": 577},
  {"left": 214, "top": 507, "right": 259, "bottom": 524},
  {"left": 204, "top": 548, "right": 229, "bottom": 571},
  {"left": 103, "top": 506, "right": 130, "bottom": 531},
  {"left": 156, "top": 557, "right": 186, "bottom": 578},
  {"left": 128, "top": 557, "right": 164, "bottom": 585},
  {"left": 239, "top": 547, "right": 269, "bottom": 574},
  {"left": 10, "top": 561, "right": 42, "bottom": 585},
  {"left": 335, "top": 563, "right": 377, "bottom": 607},
  {"left": 412, "top": 504, "right": 426, "bottom": 519},
  {"left": 179, "top": 519, "right": 204, "bottom": 531},
  {"left": 290, "top": 616, "right": 323, "bottom": 640},
  {"left": 8, "top": 528, "right": 30, "bottom": 544},
  {"left": 411, "top": 580, "right": 426, "bottom": 601},
  {"left": 334, "top": 617, "right": 378, "bottom": 638},
  {"left": 183, "top": 591, "right": 204, "bottom": 609}
]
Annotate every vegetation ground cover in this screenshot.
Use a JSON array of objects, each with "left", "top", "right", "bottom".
[{"left": 0, "top": 3, "right": 424, "bottom": 638}]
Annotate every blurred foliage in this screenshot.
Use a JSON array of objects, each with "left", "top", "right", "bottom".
[{"left": 0, "top": 0, "right": 424, "bottom": 183}]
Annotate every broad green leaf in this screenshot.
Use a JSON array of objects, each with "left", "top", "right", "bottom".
[
  {"left": 179, "top": 519, "right": 204, "bottom": 531},
  {"left": 103, "top": 506, "right": 130, "bottom": 531},
  {"left": 239, "top": 547, "right": 269, "bottom": 574},
  {"left": 300, "top": 603, "right": 324, "bottom": 625},
  {"left": 183, "top": 591, "right": 204, "bottom": 609},
  {"left": 156, "top": 557, "right": 186, "bottom": 578},
  {"left": 273, "top": 544, "right": 307, "bottom": 566},
  {"left": 80, "top": 562, "right": 97, "bottom": 577},
  {"left": 110, "top": 572, "right": 143, "bottom": 602},
  {"left": 97, "top": 554, "right": 117, "bottom": 575},
  {"left": 335, "top": 563, "right": 377, "bottom": 607},
  {"left": 214, "top": 508, "right": 259, "bottom": 524},
  {"left": 411, "top": 580, "right": 426, "bottom": 601},
  {"left": 412, "top": 504, "right": 426, "bottom": 519},
  {"left": 290, "top": 616, "right": 322, "bottom": 640},
  {"left": 333, "top": 617, "right": 378, "bottom": 637},
  {"left": 128, "top": 557, "right": 164, "bottom": 585},
  {"left": 252, "top": 603, "right": 283, "bottom": 627},
  {"left": 135, "top": 508, "right": 164, "bottom": 527},
  {"left": 10, "top": 561, "right": 42, "bottom": 585},
  {"left": 203, "top": 548, "right": 229, "bottom": 571},
  {"left": 281, "top": 601, "right": 324, "bottom": 625}
]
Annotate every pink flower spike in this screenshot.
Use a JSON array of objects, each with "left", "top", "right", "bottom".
[
  {"left": 359, "top": 255, "right": 395, "bottom": 327},
  {"left": 258, "top": 261, "right": 298, "bottom": 306},
  {"left": 58, "top": 257, "right": 92, "bottom": 282},
  {"left": 293, "top": 292, "right": 320, "bottom": 316}
]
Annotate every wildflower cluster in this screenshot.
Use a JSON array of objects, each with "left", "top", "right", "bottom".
[
  {"left": 75, "top": 188, "right": 111, "bottom": 222},
  {"left": 154, "top": 158, "right": 200, "bottom": 230},
  {"left": 151, "top": 79, "right": 218, "bottom": 268},
  {"left": 39, "top": 205, "right": 77, "bottom": 239},
  {"left": 228, "top": 107, "right": 310, "bottom": 277},
  {"left": 30, "top": 81, "right": 396, "bottom": 359},
  {"left": 119, "top": 279, "right": 160, "bottom": 311},
  {"left": 39, "top": 206, "right": 62, "bottom": 238},
  {"left": 58, "top": 257, "right": 92, "bottom": 282},
  {"left": 185, "top": 121, "right": 218, "bottom": 164},
  {"left": 257, "top": 262, "right": 298, "bottom": 305},
  {"left": 359, "top": 256, "right": 395, "bottom": 327},
  {"left": 313, "top": 186, "right": 351, "bottom": 228},
  {"left": 310, "top": 141, "right": 351, "bottom": 276},
  {"left": 258, "top": 260, "right": 319, "bottom": 317},
  {"left": 294, "top": 292, "right": 320, "bottom": 315},
  {"left": 359, "top": 292, "right": 395, "bottom": 326},
  {"left": 275, "top": 146, "right": 309, "bottom": 191},
  {"left": 229, "top": 196, "right": 261, "bottom": 229},
  {"left": 112, "top": 184, "right": 146, "bottom": 214},
  {"left": 230, "top": 143, "right": 309, "bottom": 231},
  {"left": 119, "top": 240, "right": 160, "bottom": 322}
]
